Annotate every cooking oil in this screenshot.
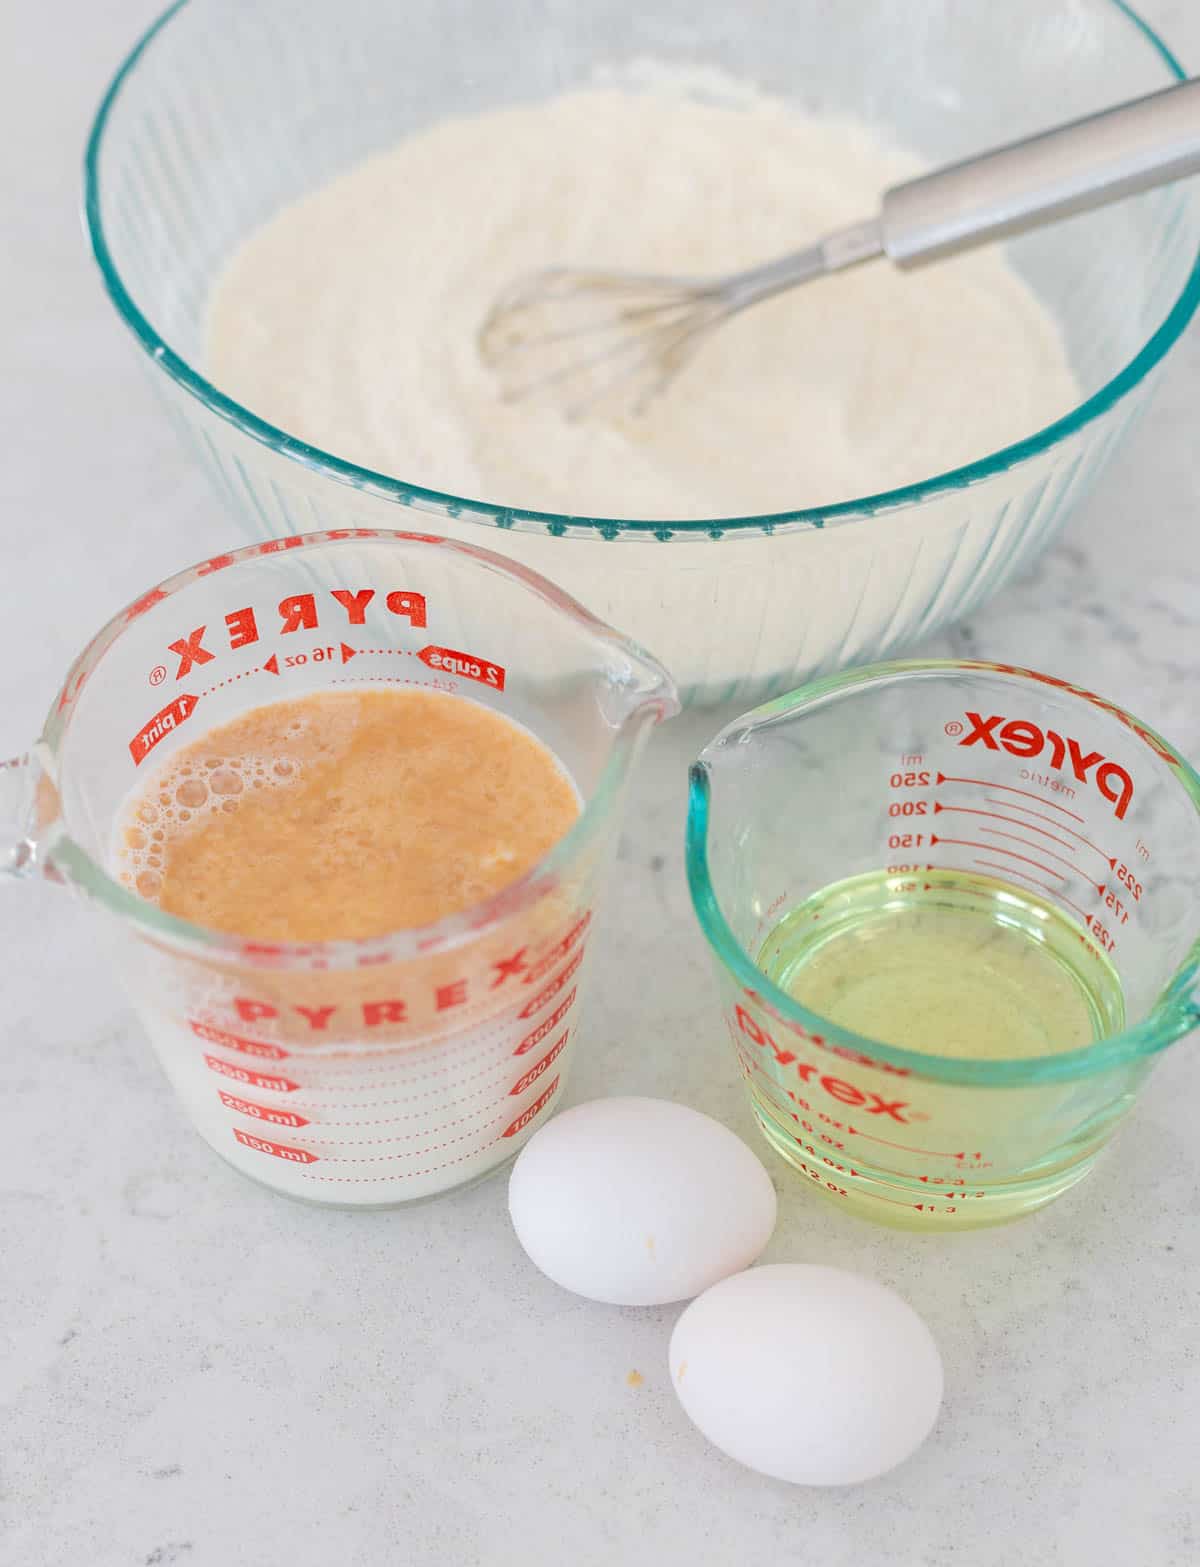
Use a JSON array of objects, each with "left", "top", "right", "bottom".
[
  {"left": 747, "top": 869, "right": 1128, "bottom": 1229},
  {"left": 757, "top": 867, "right": 1124, "bottom": 1058}
]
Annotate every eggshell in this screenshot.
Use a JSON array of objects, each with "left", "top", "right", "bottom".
[
  {"left": 507, "top": 1097, "right": 777, "bottom": 1305},
  {"left": 669, "top": 1264, "right": 943, "bottom": 1485}
]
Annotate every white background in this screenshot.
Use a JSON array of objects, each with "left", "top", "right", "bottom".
[{"left": 2, "top": 3, "right": 1199, "bottom": 1564}]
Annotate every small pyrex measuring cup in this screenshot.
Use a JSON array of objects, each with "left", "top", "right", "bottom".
[
  {"left": 687, "top": 660, "right": 1200, "bottom": 1230},
  {"left": 1, "top": 530, "right": 677, "bottom": 1205}
]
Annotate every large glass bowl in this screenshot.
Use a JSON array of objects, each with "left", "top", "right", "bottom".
[{"left": 85, "top": 0, "right": 1200, "bottom": 707}]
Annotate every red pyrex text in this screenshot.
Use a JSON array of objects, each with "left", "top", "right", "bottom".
[
  {"left": 225, "top": 943, "right": 580, "bottom": 1034},
  {"left": 167, "top": 587, "right": 428, "bottom": 679},
  {"left": 735, "top": 1006, "right": 913, "bottom": 1123},
  {"left": 958, "top": 711, "right": 1135, "bottom": 819}
]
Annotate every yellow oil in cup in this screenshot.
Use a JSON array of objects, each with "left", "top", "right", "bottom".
[
  {"left": 758, "top": 868, "right": 1123, "bottom": 1060},
  {"left": 687, "top": 661, "right": 1200, "bottom": 1230}
]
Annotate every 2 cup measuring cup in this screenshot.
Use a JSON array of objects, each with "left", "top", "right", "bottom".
[
  {"left": 1, "top": 530, "right": 677, "bottom": 1205},
  {"left": 688, "top": 660, "right": 1200, "bottom": 1229}
]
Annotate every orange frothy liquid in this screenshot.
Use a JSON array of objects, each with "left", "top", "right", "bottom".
[{"left": 118, "top": 689, "right": 580, "bottom": 941}]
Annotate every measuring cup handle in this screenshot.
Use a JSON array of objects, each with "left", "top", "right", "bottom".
[{"left": 1, "top": 752, "right": 54, "bottom": 880}]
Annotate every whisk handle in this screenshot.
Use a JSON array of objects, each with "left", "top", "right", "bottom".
[{"left": 881, "top": 76, "right": 1200, "bottom": 266}]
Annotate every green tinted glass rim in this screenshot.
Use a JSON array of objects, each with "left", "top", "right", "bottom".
[
  {"left": 83, "top": 0, "right": 1200, "bottom": 540},
  {"left": 685, "top": 658, "right": 1200, "bottom": 1087}
]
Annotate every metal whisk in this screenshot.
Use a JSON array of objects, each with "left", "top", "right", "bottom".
[{"left": 478, "top": 78, "right": 1200, "bottom": 420}]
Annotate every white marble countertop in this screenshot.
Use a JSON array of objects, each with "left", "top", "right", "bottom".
[{"left": 3, "top": 4, "right": 1199, "bottom": 1564}]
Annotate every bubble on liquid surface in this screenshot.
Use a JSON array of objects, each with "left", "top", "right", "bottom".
[{"left": 118, "top": 737, "right": 304, "bottom": 907}]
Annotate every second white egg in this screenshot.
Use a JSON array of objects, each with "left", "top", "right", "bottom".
[
  {"left": 669, "top": 1264, "right": 944, "bottom": 1484},
  {"left": 508, "top": 1096, "right": 778, "bottom": 1305}
]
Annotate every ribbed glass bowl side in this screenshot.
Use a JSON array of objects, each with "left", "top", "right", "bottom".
[{"left": 85, "top": 0, "right": 1200, "bottom": 706}]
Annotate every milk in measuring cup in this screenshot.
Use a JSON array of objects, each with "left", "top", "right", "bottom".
[{"left": 113, "top": 687, "right": 585, "bottom": 1204}]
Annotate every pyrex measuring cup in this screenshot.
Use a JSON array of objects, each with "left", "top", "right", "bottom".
[
  {"left": 1, "top": 530, "right": 676, "bottom": 1205},
  {"left": 687, "top": 660, "right": 1200, "bottom": 1229}
]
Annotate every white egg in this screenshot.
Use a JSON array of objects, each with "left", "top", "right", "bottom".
[
  {"left": 507, "top": 1096, "right": 777, "bottom": 1305},
  {"left": 669, "top": 1264, "right": 943, "bottom": 1485}
]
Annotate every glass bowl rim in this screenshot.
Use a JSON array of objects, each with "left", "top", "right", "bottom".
[{"left": 83, "top": 0, "right": 1200, "bottom": 541}]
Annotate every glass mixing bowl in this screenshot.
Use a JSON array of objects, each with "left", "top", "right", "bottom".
[{"left": 85, "top": 0, "right": 1200, "bottom": 707}]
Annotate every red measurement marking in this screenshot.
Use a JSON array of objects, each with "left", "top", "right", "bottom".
[
  {"left": 263, "top": 653, "right": 279, "bottom": 675},
  {"left": 128, "top": 692, "right": 199, "bottom": 763},
  {"left": 977, "top": 828, "right": 1080, "bottom": 880},
  {"left": 339, "top": 642, "right": 356, "bottom": 663},
  {"left": 189, "top": 1020, "right": 288, "bottom": 1059},
  {"left": 935, "top": 772, "right": 1084, "bottom": 821},
  {"left": 417, "top": 645, "right": 505, "bottom": 691},
  {"left": 933, "top": 803, "right": 1076, "bottom": 853},
  {"left": 794, "top": 1160, "right": 923, "bottom": 1210},
  {"left": 254, "top": 537, "right": 307, "bottom": 556},
  {"left": 56, "top": 669, "right": 87, "bottom": 714},
  {"left": 523, "top": 912, "right": 592, "bottom": 986},
  {"left": 518, "top": 950, "right": 584, "bottom": 1019},
  {"left": 218, "top": 1091, "right": 309, "bottom": 1128},
  {"left": 233, "top": 1127, "right": 318, "bottom": 1163},
  {"left": 931, "top": 832, "right": 1088, "bottom": 889},
  {"left": 124, "top": 587, "right": 168, "bottom": 621},
  {"left": 502, "top": 1076, "right": 560, "bottom": 1138},
  {"left": 510, "top": 1031, "right": 569, "bottom": 1096},
  {"left": 971, "top": 860, "right": 1093, "bottom": 924},
  {"left": 744, "top": 1054, "right": 798, "bottom": 1103},
  {"left": 513, "top": 993, "right": 576, "bottom": 1055},
  {"left": 983, "top": 798, "right": 1115, "bottom": 866},
  {"left": 204, "top": 1055, "right": 299, "bottom": 1093},
  {"left": 847, "top": 1124, "right": 966, "bottom": 1159}
]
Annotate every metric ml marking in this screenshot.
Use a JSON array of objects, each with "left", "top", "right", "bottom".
[{"left": 233, "top": 1128, "right": 318, "bottom": 1163}]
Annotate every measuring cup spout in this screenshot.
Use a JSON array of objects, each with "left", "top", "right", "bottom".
[
  {"left": 0, "top": 752, "right": 60, "bottom": 881},
  {"left": 612, "top": 646, "right": 681, "bottom": 730}
]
